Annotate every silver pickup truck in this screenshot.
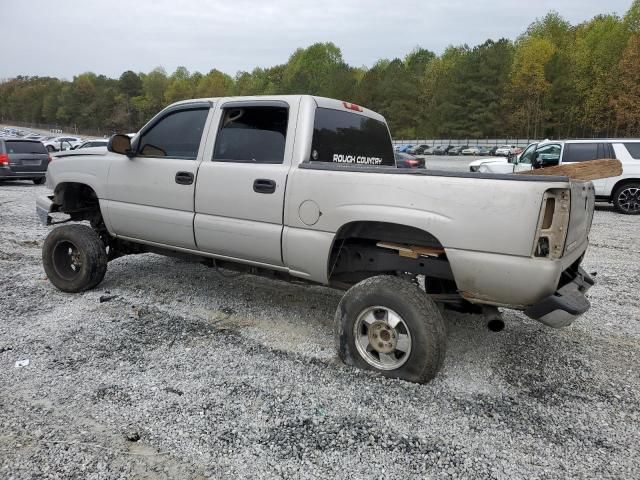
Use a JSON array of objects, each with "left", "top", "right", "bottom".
[{"left": 36, "top": 95, "right": 595, "bottom": 383}]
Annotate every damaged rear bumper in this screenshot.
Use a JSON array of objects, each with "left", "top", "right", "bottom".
[{"left": 524, "top": 267, "right": 594, "bottom": 328}]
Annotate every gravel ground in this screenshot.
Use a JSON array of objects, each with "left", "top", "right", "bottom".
[{"left": 0, "top": 180, "right": 638, "bottom": 479}]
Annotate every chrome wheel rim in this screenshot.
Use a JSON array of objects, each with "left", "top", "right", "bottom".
[
  {"left": 618, "top": 187, "right": 640, "bottom": 213},
  {"left": 353, "top": 306, "right": 412, "bottom": 371}
]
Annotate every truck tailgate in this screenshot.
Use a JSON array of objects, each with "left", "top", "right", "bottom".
[{"left": 565, "top": 181, "right": 595, "bottom": 255}]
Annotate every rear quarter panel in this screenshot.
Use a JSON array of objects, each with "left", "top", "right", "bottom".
[{"left": 283, "top": 167, "right": 566, "bottom": 283}]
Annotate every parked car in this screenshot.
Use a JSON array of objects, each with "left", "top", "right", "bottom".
[
  {"left": 396, "top": 144, "right": 414, "bottom": 153},
  {"left": 37, "top": 94, "right": 596, "bottom": 384},
  {"left": 495, "top": 145, "right": 523, "bottom": 157},
  {"left": 477, "top": 146, "right": 493, "bottom": 156},
  {"left": 432, "top": 145, "right": 454, "bottom": 155},
  {"left": 475, "top": 139, "right": 640, "bottom": 215},
  {"left": 43, "top": 136, "right": 83, "bottom": 152},
  {"left": 469, "top": 144, "right": 531, "bottom": 172},
  {"left": 409, "top": 144, "right": 431, "bottom": 155},
  {"left": 394, "top": 151, "right": 425, "bottom": 168},
  {"left": 75, "top": 139, "right": 109, "bottom": 149},
  {"left": 0, "top": 138, "right": 50, "bottom": 184},
  {"left": 461, "top": 146, "right": 482, "bottom": 156},
  {"left": 448, "top": 145, "right": 469, "bottom": 156}
]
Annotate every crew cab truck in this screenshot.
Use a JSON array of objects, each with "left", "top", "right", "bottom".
[
  {"left": 472, "top": 139, "right": 640, "bottom": 214},
  {"left": 36, "top": 95, "right": 595, "bottom": 383}
]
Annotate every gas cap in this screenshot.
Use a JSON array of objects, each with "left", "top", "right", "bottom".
[{"left": 299, "top": 200, "right": 321, "bottom": 226}]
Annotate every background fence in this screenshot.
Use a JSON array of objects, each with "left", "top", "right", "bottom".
[
  {"left": 1, "top": 120, "right": 110, "bottom": 138},
  {"left": 392, "top": 139, "right": 541, "bottom": 148}
]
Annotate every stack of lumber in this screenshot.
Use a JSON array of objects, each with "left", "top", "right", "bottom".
[{"left": 517, "top": 159, "right": 622, "bottom": 181}]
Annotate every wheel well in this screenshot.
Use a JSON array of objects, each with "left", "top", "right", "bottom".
[
  {"left": 54, "top": 182, "right": 102, "bottom": 223},
  {"left": 611, "top": 178, "right": 640, "bottom": 197},
  {"left": 333, "top": 221, "right": 443, "bottom": 248},
  {"left": 327, "top": 221, "right": 455, "bottom": 288}
]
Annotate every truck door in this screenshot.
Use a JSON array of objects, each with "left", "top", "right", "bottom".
[
  {"left": 105, "top": 103, "right": 213, "bottom": 249},
  {"left": 513, "top": 143, "right": 537, "bottom": 172},
  {"left": 194, "top": 99, "right": 299, "bottom": 266}
]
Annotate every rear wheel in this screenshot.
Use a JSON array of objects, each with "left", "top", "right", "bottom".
[
  {"left": 612, "top": 182, "right": 640, "bottom": 215},
  {"left": 46, "top": 145, "right": 56, "bottom": 152},
  {"left": 42, "top": 224, "right": 107, "bottom": 292},
  {"left": 334, "top": 275, "right": 446, "bottom": 383},
  {"left": 33, "top": 177, "right": 45, "bottom": 185}
]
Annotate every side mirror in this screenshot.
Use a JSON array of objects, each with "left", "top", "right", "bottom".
[{"left": 108, "top": 134, "right": 134, "bottom": 157}]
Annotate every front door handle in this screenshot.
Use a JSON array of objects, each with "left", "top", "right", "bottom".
[
  {"left": 175, "top": 171, "right": 194, "bottom": 185},
  {"left": 253, "top": 178, "right": 276, "bottom": 194}
]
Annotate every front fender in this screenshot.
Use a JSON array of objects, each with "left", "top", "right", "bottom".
[{"left": 48, "top": 155, "right": 111, "bottom": 199}]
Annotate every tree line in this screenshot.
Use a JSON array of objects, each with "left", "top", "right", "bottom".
[{"left": 1, "top": 2, "right": 639, "bottom": 139}]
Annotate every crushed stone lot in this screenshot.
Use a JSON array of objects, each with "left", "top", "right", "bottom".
[{"left": 1, "top": 180, "right": 639, "bottom": 479}]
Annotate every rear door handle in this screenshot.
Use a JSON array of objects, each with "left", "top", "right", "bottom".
[
  {"left": 175, "top": 171, "right": 194, "bottom": 185},
  {"left": 253, "top": 178, "right": 276, "bottom": 194}
]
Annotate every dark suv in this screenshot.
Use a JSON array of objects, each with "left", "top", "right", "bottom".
[{"left": 0, "top": 139, "right": 50, "bottom": 184}]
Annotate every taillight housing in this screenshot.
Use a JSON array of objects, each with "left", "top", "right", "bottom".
[
  {"left": 48, "top": 155, "right": 53, "bottom": 163},
  {"left": 533, "top": 188, "right": 570, "bottom": 259},
  {"left": 406, "top": 159, "right": 419, "bottom": 167},
  {"left": 0, "top": 153, "right": 9, "bottom": 166}
]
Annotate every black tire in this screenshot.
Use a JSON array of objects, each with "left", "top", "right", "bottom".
[
  {"left": 46, "top": 145, "right": 56, "bottom": 152},
  {"left": 612, "top": 182, "right": 640, "bottom": 215},
  {"left": 33, "top": 177, "right": 45, "bottom": 185},
  {"left": 334, "top": 275, "right": 446, "bottom": 384},
  {"left": 42, "top": 224, "right": 107, "bottom": 292}
]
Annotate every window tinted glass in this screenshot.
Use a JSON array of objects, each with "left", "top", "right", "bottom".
[
  {"left": 563, "top": 143, "right": 598, "bottom": 163},
  {"left": 518, "top": 144, "right": 537, "bottom": 164},
  {"left": 311, "top": 108, "right": 394, "bottom": 166},
  {"left": 213, "top": 106, "right": 288, "bottom": 164},
  {"left": 139, "top": 108, "right": 208, "bottom": 159},
  {"left": 536, "top": 144, "right": 561, "bottom": 164},
  {"left": 624, "top": 143, "right": 640, "bottom": 159},
  {"left": 6, "top": 141, "right": 47, "bottom": 154}
]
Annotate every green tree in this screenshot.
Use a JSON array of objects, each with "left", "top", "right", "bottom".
[
  {"left": 508, "top": 37, "right": 556, "bottom": 138},
  {"left": 612, "top": 34, "right": 640, "bottom": 135}
]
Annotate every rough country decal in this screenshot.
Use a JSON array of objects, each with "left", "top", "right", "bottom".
[{"left": 332, "top": 154, "right": 384, "bottom": 165}]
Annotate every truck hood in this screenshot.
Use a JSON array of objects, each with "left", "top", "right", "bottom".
[
  {"left": 468, "top": 157, "right": 507, "bottom": 167},
  {"left": 51, "top": 147, "right": 108, "bottom": 159}
]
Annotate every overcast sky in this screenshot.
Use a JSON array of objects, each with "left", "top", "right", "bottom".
[{"left": 1, "top": 0, "right": 633, "bottom": 80}]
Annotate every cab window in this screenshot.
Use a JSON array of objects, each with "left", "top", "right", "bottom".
[
  {"left": 213, "top": 106, "right": 288, "bottom": 164},
  {"left": 311, "top": 108, "right": 394, "bottom": 166},
  {"left": 138, "top": 108, "right": 209, "bottom": 159},
  {"left": 535, "top": 144, "right": 561, "bottom": 165}
]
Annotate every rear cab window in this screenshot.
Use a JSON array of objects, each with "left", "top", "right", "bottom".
[
  {"left": 5, "top": 141, "right": 48, "bottom": 154},
  {"left": 310, "top": 108, "right": 394, "bottom": 166}
]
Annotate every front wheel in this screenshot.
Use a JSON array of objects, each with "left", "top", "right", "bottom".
[
  {"left": 612, "top": 182, "right": 640, "bottom": 215},
  {"left": 42, "top": 224, "right": 107, "bottom": 292},
  {"left": 334, "top": 275, "right": 446, "bottom": 383}
]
